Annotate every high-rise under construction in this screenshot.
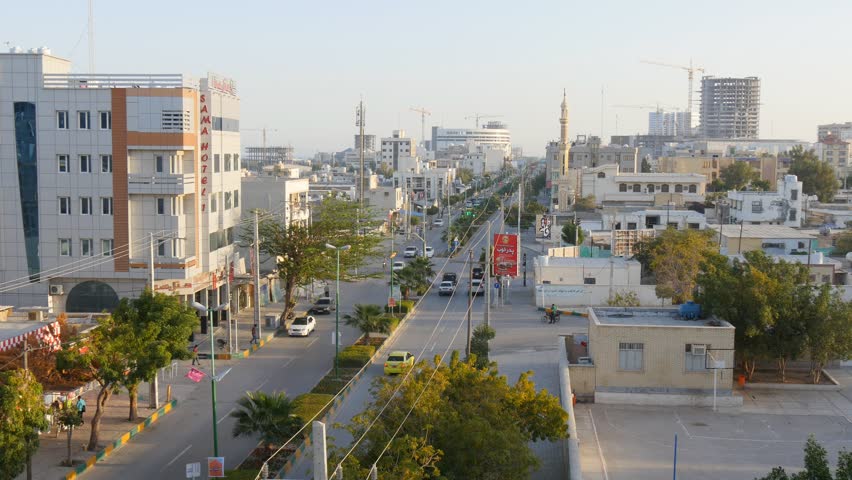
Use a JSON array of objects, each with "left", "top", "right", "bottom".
[{"left": 698, "top": 76, "right": 760, "bottom": 139}]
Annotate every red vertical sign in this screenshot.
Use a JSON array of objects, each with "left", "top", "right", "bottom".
[{"left": 493, "top": 234, "right": 519, "bottom": 277}]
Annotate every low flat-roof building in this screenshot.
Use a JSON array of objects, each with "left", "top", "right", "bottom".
[
  {"left": 580, "top": 164, "right": 706, "bottom": 207},
  {"left": 710, "top": 224, "right": 816, "bottom": 255},
  {"left": 566, "top": 306, "right": 738, "bottom": 406}
]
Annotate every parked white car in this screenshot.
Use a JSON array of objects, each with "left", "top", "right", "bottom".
[
  {"left": 424, "top": 246, "right": 434, "bottom": 258},
  {"left": 288, "top": 315, "right": 316, "bottom": 337},
  {"left": 404, "top": 246, "right": 419, "bottom": 258},
  {"left": 433, "top": 218, "right": 444, "bottom": 226},
  {"left": 392, "top": 261, "right": 406, "bottom": 271}
]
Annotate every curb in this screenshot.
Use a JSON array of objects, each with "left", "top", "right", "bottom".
[{"left": 64, "top": 399, "right": 178, "bottom": 480}]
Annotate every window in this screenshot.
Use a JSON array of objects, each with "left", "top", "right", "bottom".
[
  {"left": 661, "top": 184, "right": 670, "bottom": 193},
  {"left": 583, "top": 277, "right": 596, "bottom": 285},
  {"left": 224, "top": 191, "right": 232, "bottom": 209},
  {"left": 632, "top": 184, "right": 641, "bottom": 193},
  {"left": 675, "top": 184, "right": 683, "bottom": 193},
  {"left": 627, "top": 222, "right": 637, "bottom": 230},
  {"left": 685, "top": 344, "right": 707, "bottom": 372},
  {"left": 211, "top": 194, "right": 218, "bottom": 213},
  {"left": 789, "top": 209, "right": 797, "bottom": 221},
  {"left": 688, "top": 184, "right": 697, "bottom": 193},
  {"left": 79, "top": 154, "right": 91, "bottom": 173},
  {"left": 224, "top": 154, "right": 232, "bottom": 172},
  {"left": 171, "top": 239, "right": 182, "bottom": 258},
  {"left": 619, "top": 183, "right": 627, "bottom": 192},
  {"left": 101, "top": 197, "right": 113, "bottom": 215},
  {"left": 169, "top": 155, "right": 179, "bottom": 174},
  {"left": 101, "top": 239, "right": 114, "bottom": 256},
  {"left": 157, "top": 239, "right": 167, "bottom": 257},
  {"left": 156, "top": 198, "right": 166, "bottom": 215},
  {"left": 155, "top": 155, "right": 164, "bottom": 173},
  {"left": 618, "top": 342, "right": 643, "bottom": 371},
  {"left": 57, "top": 111, "right": 69, "bottom": 130},
  {"left": 647, "top": 184, "right": 655, "bottom": 193},
  {"left": 81, "top": 238, "right": 93, "bottom": 256},
  {"left": 59, "top": 197, "right": 71, "bottom": 215},
  {"left": 78, "top": 111, "right": 91, "bottom": 130},
  {"left": 59, "top": 238, "right": 72, "bottom": 256},
  {"left": 234, "top": 154, "right": 240, "bottom": 170},
  {"left": 233, "top": 190, "right": 239, "bottom": 208},
  {"left": 597, "top": 172, "right": 606, "bottom": 178},
  {"left": 99, "top": 111, "right": 112, "bottom": 130},
  {"left": 214, "top": 154, "right": 221, "bottom": 173},
  {"left": 791, "top": 189, "right": 798, "bottom": 200},
  {"left": 751, "top": 201, "right": 763, "bottom": 213},
  {"left": 101, "top": 155, "right": 113, "bottom": 173},
  {"left": 80, "top": 197, "right": 92, "bottom": 215},
  {"left": 58, "top": 154, "right": 70, "bottom": 173},
  {"left": 821, "top": 274, "right": 831, "bottom": 283},
  {"left": 170, "top": 197, "right": 181, "bottom": 216},
  {"left": 688, "top": 223, "right": 700, "bottom": 230}
]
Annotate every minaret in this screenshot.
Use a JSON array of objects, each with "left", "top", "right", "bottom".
[{"left": 558, "top": 89, "right": 570, "bottom": 174}]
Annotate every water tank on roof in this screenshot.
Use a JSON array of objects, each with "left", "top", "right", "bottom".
[{"left": 679, "top": 301, "right": 701, "bottom": 319}]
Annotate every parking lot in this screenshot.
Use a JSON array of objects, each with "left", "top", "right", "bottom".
[{"left": 576, "top": 401, "right": 852, "bottom": 480}]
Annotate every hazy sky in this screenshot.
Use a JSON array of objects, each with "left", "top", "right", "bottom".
[{"left": 4, "top": 0, "right": 851, "bottom": 156}]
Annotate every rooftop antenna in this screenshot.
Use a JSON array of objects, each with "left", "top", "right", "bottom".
[{"left": 88, "top": 0, "right": 95, "bottom": 73}]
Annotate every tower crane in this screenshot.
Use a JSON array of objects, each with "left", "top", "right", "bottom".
[
  {"left": 464, "top": 113, "right": 503, "bottom": 128},
  {"left": 409, "top": 107, "right": 431, "bottom": 147},
  {"left": 640, "top": 59, "right": 705, "bottom": 117}
]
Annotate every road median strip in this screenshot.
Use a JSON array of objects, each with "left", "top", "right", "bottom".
[{"left": 64, "top": 399, "right": 178, "bottom": 480}]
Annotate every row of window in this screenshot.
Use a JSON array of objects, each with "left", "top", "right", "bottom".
[
  {"left": 57, "top": 154, "right": 113, "bottom": 173},
  {"left": 209, "top": 190, "right": 240, "bottom": 213},
  {"left": 59, "top": 196, "right": 112, "bottom": 215},
  {"left": 57, "top": 111, "right": 111, "bottom": 130},
  {"left": 213, "top": 154, "right": 241, "bottom": 173},
  {"left": 618, "top": 342, "right": 709, "bottom": 372},
  {"left": 618, "top": 183, "right": 698, "bottom": 193},
  {"left": 59, "top": 238, "right": 114, "bottom": 257}
]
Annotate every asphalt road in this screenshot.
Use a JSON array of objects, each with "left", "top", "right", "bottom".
[{"left": 82, "top": 209, "right": 458, "bottom": 480}]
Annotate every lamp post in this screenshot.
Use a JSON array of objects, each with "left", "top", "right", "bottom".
[
  {"left": 325, "top": 243, "right": 351, "bottom": 378},
  {"left": 190, "top": 301, "right": 229, "bottom": 457},
  {"left": 389, "top": 251, "right": 397, "bottom": 315}
]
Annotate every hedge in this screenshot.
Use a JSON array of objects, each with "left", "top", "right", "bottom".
[
  {"left": 387, "top": 316, "right": 400, "bottom": 332},
  {"left": 337, "top": 345, "right": 376, "bottom": 368},
  {"left": 386, "top": 300, "right": 415, "bottom": 314},
  {"left": 293, "top": 393, "right": 335, "bottom": 425},
  {"left": 310, "top": 368, "right": 362, "bottom": 395}
]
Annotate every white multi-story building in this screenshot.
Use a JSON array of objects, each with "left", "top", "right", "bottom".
[
  {"left": 431, "top": 122, "right": 512, "bottom": 158},
  {"left": 569, "top": 136, "right": 639, "bottom": 173},
  {"left": 0, "top": 49, "right": 242, "bottom": 312},
  {"left": 648, "top": 110, "right": 691, "bottom": 137},
  {"left": 580, "top": 164, "right": 706, "bottom": 206},
  {"left": 726, "top": 175, "right": 803, "bottom": 227},
  {"left": 602, "top": 209, "right": 706, "bottom": 231},
  {"left": 462, "top": 146, "right": 505, "bottom": 175},
  {"left": 393, "top": 168, "right": 454, "bottom": 203},
  {"left": 241, "top": 176, "right": 310, "bottom": 227},
  {"left": 380, "top": 130, "right": 416, "bottom": 171},
  {"left": 815, "top": 135, "right": 851, "bottom": 182},
  {"left": 817, "top": 122, "right": 852, "bottom": 142}
]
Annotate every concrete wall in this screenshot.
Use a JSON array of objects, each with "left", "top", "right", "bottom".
[
  {"left": 535, "top": 284, "right": 669, "bottom": 307},
  {"left": 589, "top": 320, "right": 735, "bottom": 393},
  {"left": 558, "top": 337, "right": 583, "bottom": 480},
  {"left": 567, "top": 364, "right": 596, "bottom": 396}
]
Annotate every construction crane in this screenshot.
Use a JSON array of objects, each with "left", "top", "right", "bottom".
[
  {"left": 409, "top": 107, "right": 431, "bottom": 147},
  {"left": 611, "top": 104, "right": 664, "bottom": 112},
  {"left": 640, "top": 59, "right": 705, "bottom": 117},
  {"left": 465, "top": 113, "right": 503, "bottom": 128},
  {"left": 241, "top": 127, "right": 279, "bottom": 169}
]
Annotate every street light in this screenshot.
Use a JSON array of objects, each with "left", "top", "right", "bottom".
[
  {"left": 325, "top": 243, "right": 351, "bottom": 378},
  {"left": 389, "top": 251, "right": 397, "bottom": 316},
  {"left": 190, "top": 301, "right": 228, "bottom": 457}
]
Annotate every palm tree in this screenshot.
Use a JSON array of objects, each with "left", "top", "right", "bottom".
[
  {"left": 409, "top": 256, "right": 435, "bottom": 281},
  {"left": 394, "top": 266, "right": 426, "bottom": 299},
  {"left": 230, "top": 391, "right": 301, "bottom": 448},
  {"left": 343, "top": 304, "right": 392, "bottom": 339}
]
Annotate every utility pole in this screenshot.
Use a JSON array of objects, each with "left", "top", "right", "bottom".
[
  {"left": 226, "top": 252, "right": 232, "bottom": 353},
  {"left": 467, "top": 250, "right": 473, "bottom": 358},
  {"left": 149, "top": 233, "right": 155, "bottom": 290},
  {"left": 253, "top": 212, "right": 262, "bottom": 339},
  {"left": 485, "top": 220, "right": 491, "bottom": 326},
  {"left": 23, "top": 337, "right": 28, "bottom": 371},
  {"left": 148, "top": 233, "right": 159, "bottom": 409},
  {"left": 357, "top": 99, "right": 366, "bottom": 215}
]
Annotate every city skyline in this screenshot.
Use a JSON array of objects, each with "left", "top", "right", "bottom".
[{"left": 3, "top": 0, "right": 851, "bottom": 156}]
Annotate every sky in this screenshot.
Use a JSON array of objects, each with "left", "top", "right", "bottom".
[{"left": 4, "top": 0, "right": 852, "bottom": 157}]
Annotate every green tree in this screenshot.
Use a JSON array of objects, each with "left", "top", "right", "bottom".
[
  {"left": 457, "top": 168, "right": 474, "bottom": 184},
  {"left": 561, "top": 221, "right": 585, "bottom": 246},
  {"left": 641, "top": 157, "right": 652, "bottom": 173},
  {"left": 573, "top": 195, "right": 596, "bottom": 211},
  {"left": 838, "top": 450, "right": 852, "bottom": 480},
  {"left": 803, "top": 285, "right": 852, "bottom": 384},
  {"left": 343, "top": 304, "right": 392, "bottom": 340},
  {"left": 720, "top": 161, "right": 760, "bottom": 190},
  {"left": 394, "top": 266, "right": 426, "bottom": 300},
  {"left": 834, "top": 233, "right": 852, "bottom": 256},
  {"left": 469, "top": 324, "right": 496, "bottom": 368},
  {"left": 752, "top": 179, "right": 772, "bottom": 191},
  {"left": 114, "top": 290, "right": 197, "bottom": 421},
  {"left": 254, "top": 197, "right": 383, "bottom": 321},
  {"left": 56, "top": 314, "right": 132, "bottom": 451},
  {"left": 607, "top": 290, "right": 641, "bottom": 307},
  {"left": 409, "top": 256, "right": 435, "bottom": 282},
  {"left": 788, "top": 145, "right": 839, "bottom": 202},
  {"left": 56, "top": 403, "right": 83, "bottom": 467},
  {"left": 0, "top": 369, "right": 48, "bottom": 480},
  {"left": 230, "top": 391, "right": 301, "bottom": 448},
  {"left": 644, "top": 229, "right": 722, "bottom": 303}
]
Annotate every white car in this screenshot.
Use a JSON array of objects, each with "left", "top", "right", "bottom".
[
  {"left": 424, "top": 246, "right": 434, "bottom": 258},
  {"left": 403, "top": 246, "right": 418, "bottom": 258},
  {"left": 288, "top": 315, "right": 316, "bottom": 337},
  {"left": 433, "top": 218, "right": 444, "bottom": 226},
  {"left": 438, "top": 281, "right": 455, "bottom": 296},
  {"left": 392, "top": 261, "right": 406, "bottom": 271},
  {"left": 470, "top": 278, "right": 484, "bottom": 296}
]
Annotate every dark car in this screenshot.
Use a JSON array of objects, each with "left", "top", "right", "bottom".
[
  {"left": 308, "top": 297, "right": 335, "bottom": 315},
  {"left": 472, "top": 267, "right": 484, "bottom": 280},
  {"left": 442, "top": 272, "right": 458, "bottom": 286}
]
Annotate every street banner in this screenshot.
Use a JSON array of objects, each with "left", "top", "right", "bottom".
[
  {"left": 493, "top": 234, "right": 519, "bottom": 277},
  {"left": 536, "top": 215, "right": 553, "bottom": 239},
  {"left": 186, "top": 367, "right": 205, "bottom": 383},
  {"left": 207, "top": 457, "right": 225, "bottom": 478}
]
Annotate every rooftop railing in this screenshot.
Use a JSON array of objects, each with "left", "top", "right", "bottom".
[{"left": 43, "top": 73, "right": 197, "bottom": 89}]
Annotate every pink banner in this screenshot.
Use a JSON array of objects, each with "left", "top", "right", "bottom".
[{"left": 186, "top": 367, "right": 206, "bottom": 383}]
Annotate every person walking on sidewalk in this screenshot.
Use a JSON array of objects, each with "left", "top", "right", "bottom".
[
  {"left": 191, "top": 344, "right": 200, "bottom": 365},
  {"left": 76, "top": 397, "right": 87, "bottom": 424},
  {"left": 250, "top": 324, "right": 259, "bottom": 345}
]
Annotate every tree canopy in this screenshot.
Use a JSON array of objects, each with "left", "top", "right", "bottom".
[
  {"left": 634, "top": 229, "right": 722, "bottom": 304},
  {"left": 0, "top": 369, "right": 48, "bottom": 479},
  {"left": 230, "top": 391, "right": 301, "bottom": 447},
  {"left": 720, "top": 161, "right": 760, "bottom": 190},
  {"left": 343, "top": 304, "right": 392, "bottom": 339},
  {"left": 561, "top": 221, "right": 585, "bottom": 246},
  {"left": 754, "top": 436, "right": 852, "bottom": 480},
  {"left": 787, "top": 145, "right": 839, "bottom": 202}
]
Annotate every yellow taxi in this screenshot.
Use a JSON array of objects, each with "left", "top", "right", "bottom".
[{"left": 383, "top": 351, "right": 415, "bottom": 375}]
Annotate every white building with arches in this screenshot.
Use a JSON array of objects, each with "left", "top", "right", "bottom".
[{"left": 580, "top": 164, "right": 706, "bottom": 206}]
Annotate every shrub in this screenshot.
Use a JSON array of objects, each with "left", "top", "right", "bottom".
[
  {"left": 337, "top": 345, "right": 376, "bottom": 368},
  {"left": 387, "top": 316, "right": 401, "bottom": 332},
  {"left": 292, "top": 393, "right": 334, "bottom": 425},
  {"left": 385, "top": 300, "right": 414, "bottom": 314},
  {"left": 310, "top": 368, "right": 361, "bottom": 395}
]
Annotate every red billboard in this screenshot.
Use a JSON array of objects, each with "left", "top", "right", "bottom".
[{"left": 493, "top": 234, "right": 519, "bottom": 277}]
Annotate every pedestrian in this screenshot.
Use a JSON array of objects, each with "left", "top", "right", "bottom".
[
  {"left": 250, "top": 324, "right": 259, "bottom": 345},
  {"left": 549, "top": 303, "right": 558, "bottom": 324},
  {"left": 76, "top": 396, "right": 87, "bottom": 424},
  {"left": 191, "top": 344, "right": 200, "bottom": 365}
]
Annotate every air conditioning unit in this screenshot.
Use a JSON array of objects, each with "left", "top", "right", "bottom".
[
  {"left": 49, "top": 285, "right": 64, "bottom": 296},
  {"left": 691, "top": 344, "right": 706, "bottom": 356},
  {"left": 577, "top": 357, "right": 593, "bottom": 365}
]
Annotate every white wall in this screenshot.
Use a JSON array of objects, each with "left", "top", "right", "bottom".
[{"left": 534, "top": 284, "right": 670, "bottom": 307}]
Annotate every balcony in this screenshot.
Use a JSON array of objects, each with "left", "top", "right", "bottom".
[{"left": 128, "top": 173, "right": 195, "bottom": 196}]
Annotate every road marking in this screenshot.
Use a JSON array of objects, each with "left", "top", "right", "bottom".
[
  {"left": 430, "top": 341, "right": 437, "bottom": 352},
  {"left": 588, "top": 409, "right": 610, "bottom": 480},
  {"left": 217, "top": 407, "right": 236, "bottom": 424},
  {"left": 281, "top": 358, "right": 294, "bottom": 368},
  {"left": 673, "top": 412, "right": 693, "bottom": 438},
  {"left": 305, "top": 337, "right": 319, "bottom": 349},
  {"left": 256, "top": 379, "right": 269, "bottom": 390},
  {"left": 162, "top": 444, "right": 192, "bottom": 470}
]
